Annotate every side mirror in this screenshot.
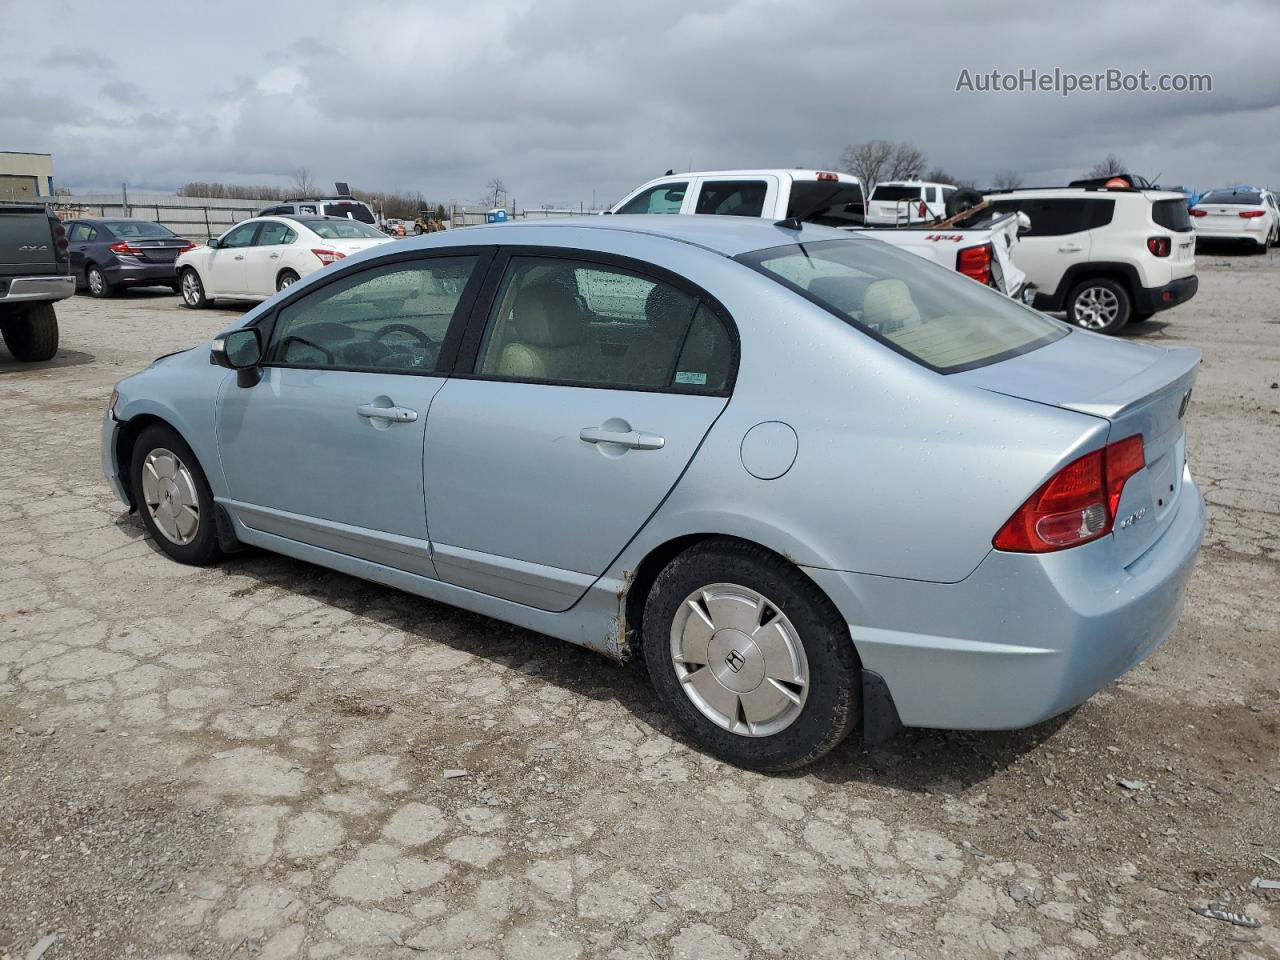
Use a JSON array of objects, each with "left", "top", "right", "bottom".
[
  {"left": 206, "top": 236, "right": 221, "bottom": 249},
  {"left": 1016, "top": 212, "right": 1032, "bottom": 235},
  {"left": 211, "top": 328, "right": 263, "bottom": 386}
]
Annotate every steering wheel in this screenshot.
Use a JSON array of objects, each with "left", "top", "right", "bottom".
[{"left": 373, "top": 323, "right": 434, "bottom": 347}]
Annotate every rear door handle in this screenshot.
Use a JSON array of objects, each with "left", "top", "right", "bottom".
[
  {"left": 580, "top": 426, "right": 665, "bottom": 450},
  {"left": 1058, "top": 244, "right": 1083, "bottom": 253},
  {"left": 233, "top": 254, "right": 245, "bottom": 260},
  {"left": 357, "top": 403, "right": 418, "bottom": 423},
  {"left": 268, "top": 252, "right": 280, "bottom": 259}
]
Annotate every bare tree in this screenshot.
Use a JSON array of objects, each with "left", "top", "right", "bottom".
[
  {"left": 291, "top": 167, "right": 318, "bottom": 196},
  {"left": 991, "top": 170, "right": 1024, "bottom": 191},
  {"left": 886, "top": 143, "right": 926, "bottom": 181},
  {"left": 1087, "top": 154, "right": 1126, "bottom": 179},
  {"left": 482, "top": 177, "right": 508, "bottom": 209},
  {"left": 924, "top": 167, "right": 959, "bottom": 186},
  {"left": 840, "top": 139, "right": 894, "bottom": 191}
]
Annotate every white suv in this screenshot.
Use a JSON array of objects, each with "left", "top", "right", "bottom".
[
  {"left": 865, "top": 181, "right": 956, "bottom": 225},
  {"left": 986, "top": 187, "right": 1197, "bottom": 334}
]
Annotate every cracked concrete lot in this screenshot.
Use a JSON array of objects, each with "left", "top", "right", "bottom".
[{"left": 1, "top": 251, "right": 1278, "bottom": 960}]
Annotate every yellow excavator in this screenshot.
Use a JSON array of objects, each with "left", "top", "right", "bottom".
[{"left": 413, "top": 211, "right": 446, "bottom": 234}]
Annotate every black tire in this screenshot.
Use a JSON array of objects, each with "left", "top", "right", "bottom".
[
  {"left": 86, "top": 264, "right": 113, "bottom": 298},
  {"left": 129, "top": 423, "right": 222, "bottom": 566},
  {"left": 1254, "top": 238, "right": 1270, "bottom": 255},
  {"left": 1130, "top": 311, "right": 1154, "bottom": 324},
  {"left": 642, "top": 538, "right": 861, "bottom": 771},
  {"left": 1, "top": 302, "right": 59, "bottom": 362},
  {"left": 945, "top": 188, "right": 984, "bottom": 219},
  {"left": 180, "top": 268, "right": 210, "bottom": 308},
  {"left": 169, "top": 281, "right": 183, "bottom": 295},
  {"left": 276, "top": 269, "right": 300, "bottom": 292},
  {"left": 1066, "top": 277, "right": 1131, "bottom": 335}
]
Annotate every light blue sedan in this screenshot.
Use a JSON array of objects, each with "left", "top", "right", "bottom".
[{"left": 103, "top": 216, "right": 1205, "bottom": 770}]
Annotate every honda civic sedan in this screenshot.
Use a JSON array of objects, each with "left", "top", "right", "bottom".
[
  {"left": 103, "top": 217, "right": 1205, "bottom": 770},
  {"left": 65, "top": 218, "right": 195, "bottom": 297}
]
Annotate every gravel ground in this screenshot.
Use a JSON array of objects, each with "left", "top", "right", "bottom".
[{"left": 1, "top": 251, "right": 1278, "bottom": 960}]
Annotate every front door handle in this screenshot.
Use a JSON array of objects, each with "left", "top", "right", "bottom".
[
  {"left": 1058, "top": 244, "right": 1083, "bottom": 253},
  {"left": 357, "top": 403, "right": 418, "bottom": 423},
  {"left": 580, "top": 425, "right": 665, "bottom": 450},
  {"left": 269, "top": 252, "right": 280, "bottom": 259},
  {"left": 233, "top": 254, "right": 245, "bottom": 260}
]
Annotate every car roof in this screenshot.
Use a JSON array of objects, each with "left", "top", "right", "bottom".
[
  {"left": 986, "top": 188, "right": 1187, "bottom": 202},
  {"left": 874, "top": 180, "right": 951, "bottom": 187},
  {"left": 643, "top": 169, "right": 859, "bottom": 183},
  {"left": 400, "top": 214, "right": 857, "bottom": 258}
]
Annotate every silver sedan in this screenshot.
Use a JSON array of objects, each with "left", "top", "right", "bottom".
[{"left": 102, "top": 216, "right": 1204, "bottom": 770}]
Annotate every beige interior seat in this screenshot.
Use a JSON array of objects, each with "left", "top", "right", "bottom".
[
  {"left": 494, "top": 281, "right": 596, "bottom": 381},
  {"left": 861, "top": 278, "right": 921, "bottom": 333}
]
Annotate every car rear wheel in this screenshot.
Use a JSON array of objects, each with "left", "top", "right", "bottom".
[
  {"left": 130, "top": 424, "right": 221, "bottom": 565},
  {"left": 0, "top": 302, "right": 59, "bottom": 362},
  {"left": 276, "top": 270, "right": 300, "bottom": 292},
  {"left": 86, "top": 265, "right": 113, "bottom": 298},
  {"left": 1067, "top": 278, "right": 1130, "bottom": 334},
  {"left": 642, "top": 539, "right": 861, "bottom": 771},
  {"left": 180, "top": 268, "right": 210, "bottom": 309}
]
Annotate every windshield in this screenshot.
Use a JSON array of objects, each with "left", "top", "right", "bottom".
[
  {"left": 871, "top": 185, "right": 921, "bottom": 202},
  {"left": 323, "top": 201, "right": 377, "bottom": 224},
  {"left": 1199, "top": 190, "right": 1262, "bottom": 205},
  {"left": 104, "top": 221, "right": 175, "bottom": 239},
  {"left": 301, "top": 219, "right": 386, "bottom": 240},
  {"left": 738, "top": 238, "right": 1066, "bottom": 373}
]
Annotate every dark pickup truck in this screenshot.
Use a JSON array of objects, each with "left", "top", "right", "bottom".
[{"left": 0, "top": 203, "right": 74, "bottom": 362}]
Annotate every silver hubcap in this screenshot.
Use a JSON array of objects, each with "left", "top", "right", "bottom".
[
  {"left": 88, "top": 269, "right": 104, "bottom": 295},
  {"left": 1074, "top": 286, "right": 1120, "bottom": 329},
  {"left": 181, "top": 271, "right": 201, "bottom": 305},
  {"left": 141, "top": 448, "right": 200, "bottom": 545},
  {"left": 670, "top": 583, "right": 809, "bottom": 737},
  {"left": 279, "top": 274, "right": 295, "bottom": 289}
]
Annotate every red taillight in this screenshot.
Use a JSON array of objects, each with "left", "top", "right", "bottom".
[
  {"left": 917, "top": 201, "right": 927, "bottom": 217},
  {"left": 816, "top": 171, "right": 839, "bottom": 181},
  {"left": 956, "top": 243, "right": 993, "bottom": 286},
  {"left": 993, "top": 435, "right": 1145, "bottom": 553},
  {"left": 1239, "top": 210, "right": 1266, "bottom": 218},
  {"left": 311, "top": 248, "right": 346, "bottom": 265},
  {"left": 1189, "top": 208, "right": 1207, "bottom": 217},
  {"left": 176, "top": 241, "right": 195, "bottom": 254},
  {"left": 1147, "top": 236, "right": 1171, "bottom": 257},
  {"left": 109, "top": 241, "right": 145, "bottom": 256}
]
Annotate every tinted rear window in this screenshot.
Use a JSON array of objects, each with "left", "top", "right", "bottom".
[
  {"left": 103, "top": 221, "right": 175, "bottom": 238},
  {"left": 738, "top": 238, "right": 1065, "bottom": 373},
  {"left": 871, "top": 185, "right": 921, "bottom": 202},
  {"left": 788, "top": 182, "right": 865, "bottom": 226},
  {"left": 695, "top": 181, "right": 767, "bottom": 217},
  {"left": 323, "top": 202, "right": 376, "bottom": 224},
  {"left": 1151, "top": 199, "right": 1191, "bottom": 232},
  {"left": 1199, "top": 190, "right": 1262, "bottom": 205}
]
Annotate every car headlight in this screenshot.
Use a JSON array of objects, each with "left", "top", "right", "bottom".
[{"left": 107, "top": 389, "right": 119, "bottom": 417}]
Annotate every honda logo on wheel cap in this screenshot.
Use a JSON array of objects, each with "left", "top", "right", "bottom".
[{"left": 724, "top": 649, "right": 747, "bottom": 673}]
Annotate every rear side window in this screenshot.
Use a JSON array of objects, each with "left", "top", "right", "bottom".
[
  {"left": 324, "top": 202, "right": 376, "bottom": 224},
  {"left": 69, "top": 223, "right": 92, "bottom": 242},
  {"left": 989, "top": 198, "right": 1113, "bottom": 236},
  {"left": 616, "top": 182, "right": 688, "bottom": 215},
  {"left": 1151, "top": 199, "right": 1191, "bottom": 232},
  {"left": 475, "top": 256, "right": 732, "bottom": 392},
  {"left": 739, "top": 237, "right": 1065, "bottom": 373},
  {"left": 871, "top": 185, "right": 921, "bottom": 202},
  {"left": 256, "top": 222, "right": 296, "bottom": 246},
  {"left": 694, "top": 181, "right": 767, "bottom": 217}
]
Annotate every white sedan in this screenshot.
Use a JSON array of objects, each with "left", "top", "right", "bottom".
[
  {"left": 1189, "top": 188, "right": 1280, "bottom": 252},
  {"left": 177, "top": 216, "right": 393, "bottom": 308}
]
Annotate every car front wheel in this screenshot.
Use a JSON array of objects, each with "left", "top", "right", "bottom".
[
  {"left": 1067, "top": 278, "right": 1130, "bottom": 334},
  {"left": 180, "top": 268, "right": 210, "bottom": 308},
  {"left": 642, "top": 539, "right": 861, "bottom": 771},
  {"left": 130, "top": 423, "right": 221, "bottom": 565}
]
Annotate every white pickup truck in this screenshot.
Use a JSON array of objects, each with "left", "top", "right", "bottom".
[{"left": 609, "top": 169, "right": 1033, "bottom": 303}]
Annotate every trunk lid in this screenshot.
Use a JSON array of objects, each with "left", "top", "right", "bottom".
[
  {"left": 125, "top": 238, "right": 189, "bottom": 263},
  {"left": 326, "top": 239, "right": 391, "bottom": 256},
  {"left": 0, "top": 205, "right": 57, "bottom": 274},
  {"left": 954, "top": 331, "right": 1199, "bottom": 565}
]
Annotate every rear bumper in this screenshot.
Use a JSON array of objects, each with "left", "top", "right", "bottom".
[
  {"left": 1133, "top": 274, "right": 1198, "bottom": 315},
  {"left": 102, "top": 260, "right": 179, "bottom": 286},
  {"left": 0, "top": 274, "right": 75, "bottom": 304},
  {"left": 806, "top": 470, "right": 1205, "bottom": 730}
]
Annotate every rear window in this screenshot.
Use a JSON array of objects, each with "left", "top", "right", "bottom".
[
  {"left": 1151, "top": 199, "right": 1191, "bottom": 232},
  {"left": 738, "top": 238, "right": 1066, "bottom": 373},
  {"left": 871, "top": 185, "right": 921, "bottom": 202},
  {"left": 1199, "top": 190, "right": 1262, "bottom": 205},
  {"left": 695, "top": 181, "right": 767, "bottom": 217},
  {"left": 323, "top": 202, "right": 376, "bottom": 224},
  {"left": 788, "top": 182, "right": 865, "bottom": 226},
  {"left": 300, "top": 219, "right": 386, "bottom": 240},
  {"left": 103, "top": 221, "right": 175, "bottom": 239}
]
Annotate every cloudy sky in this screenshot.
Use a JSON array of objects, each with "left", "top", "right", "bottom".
[{"left": 3, "top": 0, "right": 1278, "bottom": 207}]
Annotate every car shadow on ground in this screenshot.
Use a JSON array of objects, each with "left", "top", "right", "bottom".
[
  {"left": 120, "top": 526, "right": 1070, "bottom": 792},
  {"left": 0, "top": 348, "right": 95, "bottom": 373}
]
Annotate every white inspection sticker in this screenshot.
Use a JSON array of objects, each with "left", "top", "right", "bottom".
[{"left": 674, "top": 371, "right": 707, "bottom": 385}]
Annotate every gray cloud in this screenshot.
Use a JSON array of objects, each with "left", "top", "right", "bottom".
[{"left": 3, "top": 0, "right": 1278, "bottom": 205}]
